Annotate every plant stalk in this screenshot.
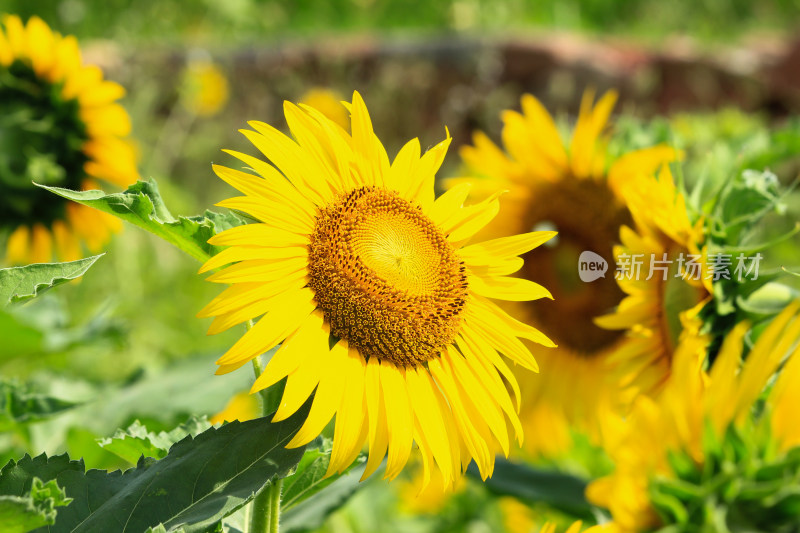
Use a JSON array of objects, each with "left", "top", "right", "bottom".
[{"left": 247, "top": 319, "right": 283, "bottom": 533}]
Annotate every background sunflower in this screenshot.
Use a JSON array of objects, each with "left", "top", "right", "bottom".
[
  {"left": 0, "top": 14, "right": 138, "bottom": 264},
  {"left": 588, "top": 302, "right": 800, "bottom": 532},
  {"left": 453, "top": 90, "right": 678, "bottom": 456}
]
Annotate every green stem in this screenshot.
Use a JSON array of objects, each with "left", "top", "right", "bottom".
[
  {"left": 247, "top": 319, "right": 283, "bottom": 533},
  {"left": 269, "top": 479, "right": 283, "bottom": 533}
]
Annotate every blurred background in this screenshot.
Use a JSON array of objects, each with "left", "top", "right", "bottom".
[{"left": 1, "top": 1, "right": 799, "bottom": 529}]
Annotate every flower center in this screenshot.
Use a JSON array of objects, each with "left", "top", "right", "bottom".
[
  {"left": 0, "top": 60, "right": 87, "bottom": 230},
  {"left": 522, "top": 176, "right": 631, "bottom": 355},
  {"left": 308, "top": 187, "right": 468, "bottom": 367}
]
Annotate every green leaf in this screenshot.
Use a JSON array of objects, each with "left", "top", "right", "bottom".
[
  {"left": 0, "top": 402, "right": 311, "bottom": 533},
  {"left": 281, "top": 438, "right": 366, "bottom": 512},
  {"left": 281, "top": 461, "right": 367, "bottom": 533},
  {"left": 0, "top": 255, "right": 103, "bottom": 306},
  {"left": 0, "top": 381, "right": 82, "bottom": 431},
  {"left": 98, "top": 416, "right": 211, "bottom": 464},
  {"left": 470, "top": 458, "right": 594, "bottom": 520},
  {"left": 0, "top": 478, "right": 72, "bottom": 533},
  {"left": 37, "top": 179, "right": 246, "bottom": 263}
]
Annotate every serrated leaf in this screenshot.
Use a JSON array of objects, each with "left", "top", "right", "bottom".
[
  {"left": 0, "top": 478, "right": 72, "bottom": 533},
  {"left": 98, "top": 416, "right": 212, "bottom": 464},
  {"left": 281, "top": 462, "right": 367, "bottom": 533},
  {"left": 0, "top": 401, "right": 310, "bottom": 533},
  {"left": 0, "top": 255, "right": 103, "bottom": 306},
  {"left": 36, "top": 179, "right": 246, "bottom": 263},
  {"left": 470, "top": 458, "right": 594, "bottom": 519},
  {"left": 0, "top": 381, "right": 82, "bottom": 431}
]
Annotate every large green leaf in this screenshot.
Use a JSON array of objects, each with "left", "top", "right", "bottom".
[
  {"left": 0, "top": 381, "right": 82, "bottom": 431},
  {"left": 0, "top": 478, "right": 72, "bottom": 533},
  {"left": 97, "top": 416, "right": 211, "bottom": 464},
  {"left": 1, "top": 403, "right": 310, "bottom": 533},
  {"left": 0, "top": 255, "right": 103, "bottom": 306},
  {"left": 471, "top": 458, "right": 594, "bottom": 520},
  {"left": 37, "top": 180, "right": 245, "bottom": 263}
]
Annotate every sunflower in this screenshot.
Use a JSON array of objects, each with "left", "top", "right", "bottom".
[
  {"left": 499, "top": 496, "right": 614, "bottom": 533},
  {"left": 0, "top": 14, "right": 138, "bottom": 264},
  {"left": 594, "top": 165, "right": 711, "bottom": 400},
  {"left": 299, "top": 87, "right": 350, "bottom": 131},
  {"left": 209, "top": 390, "right": 259, "bottom": 425},
  {"left": 455, "top": 90, "right": 678, "bottom": 454},
  {"left": 180, "top": 56, "right": 229, "bottom": 117},
  {"left": 587, "top": 302, "right": 800, "bottom": 532},
  {"left": 198, "top": 91, "right": 555, "bottom": 487}
]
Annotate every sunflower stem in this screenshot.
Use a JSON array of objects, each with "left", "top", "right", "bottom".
[
  {"left": 269, "top": 478, "right": 283, "bottom": 533},
  {"left": 247, "top": 319, "right": 284, "bottom": 533}
]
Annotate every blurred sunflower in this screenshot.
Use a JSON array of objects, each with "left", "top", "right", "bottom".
[
  {"left": 300, "top": 87, "right": 350, "bottom": 131},
  {"left": 595, "top": 165, "right": 711, "bottom": 400},
  {"left": 397, "top": 460, "right": 464, "bottom": 515},
  {"left": 180, "top": 56, "right": 229, "bottom": 117},
  {"left": 199, "top": 91, "right": 555, "bottom": 487},
  {"left": 588, "top": 302, "right": 800, "bottom": 532},
  {"left": 537, "top": 522, "right": 609, "bottom": 533},
  {"left": 0, "top": 14, "right": 138, "bottom": 264},
  {"left": 455, "top": 90, "right": 678, "bottom": 454},
  {"left": 209, "top": 390, "right": 259, "bottom": 425},
  {"left": 499, "top": 497, "right": 613, "bottom": 533}
]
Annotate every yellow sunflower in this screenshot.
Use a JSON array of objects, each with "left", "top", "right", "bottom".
[
  {"left": 499, "top": 496, "right": 615, "bottom": 533},
  {"left": 0, "top": 14, "right": 138, "bottom": 264},
  {"left": 455, "top": 90, "right": 678, "bottom": 454},
  {"left": 198, "top": 91, "right": 555, "bottom": 487},
  {"left": 181, "top": 56, "right": 229, "bottom": 117},
  {"left": 595, "top": 165, "right": 711, "bottom": 400},
  {"left": 209, "top": 390, "right": 259, "bottom": 425},
  {"left": 299, "top": 87, "right": 350, "bottom": 131},
  {"left": 536, "top": 522, "right": 609, "bottom": 533},
  {"left": 587, "top": 302, "right": 800, "bottom": 532}
]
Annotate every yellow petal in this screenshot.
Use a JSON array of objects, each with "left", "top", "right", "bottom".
[
  {"left": 327, "top": 346, "right": 367, "bottom": 476},
  {"left": 216, "top": 288, "right": 315, "bottom": 366},
  {"left": 251, "top": 310, "right": 327, "bottom": 395},
  {"left": 381, "top": 363, "right": 414, "bottom": 480}
]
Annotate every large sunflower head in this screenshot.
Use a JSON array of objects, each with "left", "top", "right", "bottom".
[
  {"left": 0, "top": 14, "right": 138, "bottom": 264},
  {"left": 455, "top": 90, "right": 678, "bottom": 454},
  {"left": 198, "top": 91, "right": 555, "bottom": 487},
  {"left": 588, "top": 302, "right": 800, "bottom": 532}
]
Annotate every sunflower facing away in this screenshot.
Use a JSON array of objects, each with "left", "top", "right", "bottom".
[
  {"left": 587, "top": 302, "right": 800, "bottom": 532},
  {"left": 199, "top": 91, "right": 555, "bottom": 486},
  {"left": 595, "top": 165, "right": 711, "bottom": 400},
  {"left": 455, "top": 90, "right": 678, "bottom": 455},
  {"left": 0, "top": 14, "right": 138, "bottom": 264}
]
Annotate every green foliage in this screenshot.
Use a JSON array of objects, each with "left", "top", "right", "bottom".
[
  {"left": 0, "top": 477, "right": 72, "bottom": 533},
  {"left": 280, "top": 439, "right": 367, "bottom": 532},
  {"left": 698, "top": 168, "right": 800, "bottom": 360},
  {"left": 650, "top": 424, "right": 800, "bottom": 533},
  {"left": 37, "top": 180, "right": 245, "bottom": 263},
  {"left": 0, "top": 255, "right": 103, "bottom": 306},
  {"left": 97, "top": 416, "right": 211, "bottom": 464},
  {"left": 470, "top": 458, "right": 594, "bottom": 520},
  {"left": 0, "top": 380, "right": 81, "bottom": 431},
  {"left": 33, "top": 354, "right": 252, "bottom": 470},
  {"left": 5, "top": 0, "right": 799, "bottom": 45},
  {"left": 709, "top": 169, "right": 788, "bottom": 246},
  {"left": 0, "top": 403, "right": 311, "bottom": 533}
]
